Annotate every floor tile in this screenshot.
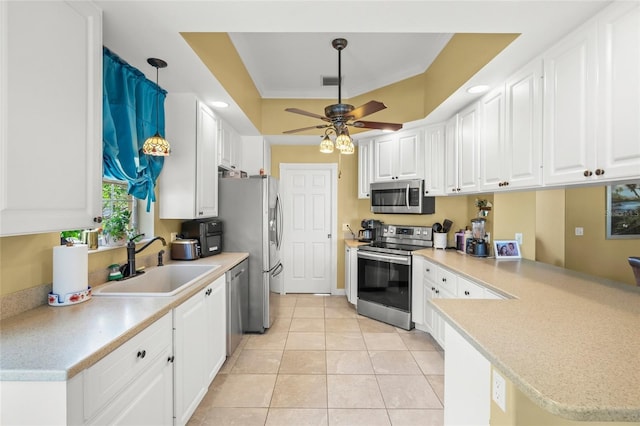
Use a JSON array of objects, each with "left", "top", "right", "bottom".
[
  {"left": 325, "top": 332, "right": 367, "bottom": 350},
  {"left": 231, "top": 349, "right": 282, "bottom": 374},
  {"left": 363, "top": 332, "right": 407, "bottom": 350},
  {"left": 358, "top": 317, "right": 397, "bottom": 333},
  {"left": 412, "top": 350, "right": 445, "bottom": 375},
  {"left": 209, "top": 374, "right": 277, "bottom": 407},
  {"left": 326, "top": 350, "right": 374, "bottom": 374},
  {"left": 426, "top": 375, "right": 445, "bottom": 404},
  {"left": 270, "top": 374, "right": 328, "bottom": 408},
  {"left": 328, "top": 408, "right": 391, "bottom": 426},
  {"left": 279, "top": 350, "right": 326, "bottom": 374},
  {"left": 295, "top": 297, "right": 326, "bottom": 307},
  {"left": 324, "top": 297, "right": 352, "bottom": 308},
  {"left": 293, "top": 306, "right": 325, "bottom": 318},
  {"left": 386, "top": 409, "right": 444, "bottom": 426},
  {"left": 325, "top": 307, "right": 358, "bottom": 318},
  {"left": 244, "top": 332, "right": 288, "bottom": 350},
  {"left": 399, "top": 332, "right": 439, "bottom": 351},
  {"left": 274, "top": 295, "right": 298, "bottom": 307},
  {"left": 327, "top": 375, "right": 385, "bottom": 408},
  {"left": 204, "top": 407, "right": 268, "bottom": 426},
  {"left": 265, "top": 408, "right": 328, "bottom": 426},
  {"left": 369, "top": 350, "right": 422, "bottom": 375},
  {"left": 276, "top": 306, "right": 294, "bottom": 318},
  {"left": 269, "top": 318, "right": 292, "bottom": 333},
  {"left": 285, "top": 332, "right": 326, "bottom": 350},
  {"left": 377, "top": 375, "right": 443, "bottom": 409},
  {"left": 290, "top": 318, "right": 326, "bottom": 332},
  {"left": 325, "top": 318, "right": 361, "bottom": 333}
]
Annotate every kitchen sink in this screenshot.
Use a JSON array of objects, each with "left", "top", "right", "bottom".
[{"left": 92, "top": 264, "right": 220, "bottom": 297}]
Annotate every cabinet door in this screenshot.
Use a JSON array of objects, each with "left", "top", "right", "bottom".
[
  {"left": 358, "top": 139, "right": 373, "bottom": 198},
  {"left": 504, "top": 60, "right": 543, "bottom": 189},
  {"left": 596, "top": 2, "right": 640, "bottom": 181},
  {"left": 204, "top": 276, "right": 227, "bottom": 385},
  {"left": 196, "top": 103, "right": 219, "bottom": 218},
  {"left": 411, "top": 256, "right": 424, "bottom": 325},
  {"left": 424, "top": 124, "right": 446, "bottom": 196},
  {"left": 396, "top": 130, "right": 423, "bottom": 180},
  {"left": 444, "top": 115, "right": 460, "bottom": 194},
  {"left": 174, "top": 289, "right": 207, "bottom": 426},
  {"left": 423, "top": 282, "right": 436, "bottom": 335},
  {"left": 457, "top": 104, "right": 480, "bottom": 193},
  {"left": 373, "top": 136, "right": 397, "bottom": 181},
  {"left": 543, "top": 21, "right": 598, "bottom": 185},
  {"left": 457, "top": 277, "right": 485, "bottom": 299},
  {"left": 0, "top": 1, "right": 102, "bottom": 235},
  {"left": 218, "top": 120, "right": 233, "bottom": 169},
  {"left": 479, "top": 87, "right": 506, "bottom": 191}
]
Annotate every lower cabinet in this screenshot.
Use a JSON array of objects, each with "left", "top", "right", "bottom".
[
  {"left": 345, "top": 245, "right": 358, "bottom": 305},
  {"left": 174, "top": 275, "right": 226, "bottom": 426}
]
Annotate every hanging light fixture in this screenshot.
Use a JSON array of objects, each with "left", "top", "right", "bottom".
[{"left": 142, "top": 58, "right": 171, "bottom": 156}]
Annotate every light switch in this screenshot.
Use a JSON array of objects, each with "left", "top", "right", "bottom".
[{"left": 575, "top": 227, "right": 584, "bottom": 236}]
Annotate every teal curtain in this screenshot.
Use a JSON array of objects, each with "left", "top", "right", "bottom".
[{"left": 102, "top": 47, "right": 166, "bottom": 211}]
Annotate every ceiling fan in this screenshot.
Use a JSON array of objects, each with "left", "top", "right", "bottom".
[{"left": 283, "top": 38, "right": 403, "bottom": 140}]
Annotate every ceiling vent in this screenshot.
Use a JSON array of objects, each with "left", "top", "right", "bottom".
[{"left": 322, "top": 76, "right": 341, "bottom": 87}]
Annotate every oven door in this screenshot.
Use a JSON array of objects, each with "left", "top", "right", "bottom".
[{"left": 357, "top": 250, "right": 412, "bottom": 311}]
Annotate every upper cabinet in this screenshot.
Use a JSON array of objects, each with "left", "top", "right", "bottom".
[
  {"left": 0, "top": 1, "right": 103, "bottom": 236},
  {"left": 358, "top": 138, "right": 374, "bottom": 198},
  {"left": 218, "top": 119, "right": 242, "bottom": 171},
  {"left": 241, "top": 136, "right": 271, "bottom": 176},
  {"left": 160, "top": 94, "right": 218, "bottom": 219},
  {"left": 543, "top": 1, "right": 640, "bottom": 185},
  {"left": 373, "top": 128, "right": 423, "bottom": 182},
  {"left": 423, "top": 124, "right": 446, "bottom": 196},
  {"left": 445, "top": 104, "right": 480, "bottom": 194}
]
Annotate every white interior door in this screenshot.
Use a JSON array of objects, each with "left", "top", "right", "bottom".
[{"left": 281, "top": 163, "right": 337, "bottom": 294}]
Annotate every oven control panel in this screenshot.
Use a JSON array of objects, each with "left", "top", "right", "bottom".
[{"left": 382, "top": 225, "right": 432, "bottom": 242}]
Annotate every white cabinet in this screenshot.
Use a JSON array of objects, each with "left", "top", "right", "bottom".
[
  {"left": 543, "top": 2, "right": 640, "bottom": 185},
  {"left": 345, "top": 245, "right": 358, "bottom": 305},
  {"left": 411, "top": 256, "right": 425, "bottom": 325},
  {"left": 160, "top": 94, "right": 219, "bottom": 219},
  {"left": 372, "top": 129, "right": 423, "bottom": 182},
  {"left": 218, "top": 119, "right": 242, "bottom": 171},
  {"left": 173, "top": 275, "right": 226, "bottom": 426},
  {"left": 357, "top": 138, "right": 374, "bottom": 198},
  {"left": 0, "top": 1, "right": 102, "bottom": 236},
  {"left": 423, "top": 124, "right": 447, "bottom": 196},
  {"left": 445, "top": 104, "right": 480, "bottom": 194},
  {"left": 84, "top": 312, "right": 173, "bottom": 425},
  {"left": 479, "top": 87, "right": 506, "bottom": 191},
  {"left": 241, "top": 136, "right": 271, "bottom": 176}
]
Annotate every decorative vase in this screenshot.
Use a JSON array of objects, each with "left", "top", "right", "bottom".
[{"left": 104, "top": 234, "right": 126, "bottom": 247}]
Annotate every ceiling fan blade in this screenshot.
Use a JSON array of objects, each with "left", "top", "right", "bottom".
[
  {"left": 285, "top": 108, "right": 331, "bottom": 122},
  {"left": 283, "top": 124, "right": 331, "bottom": 134},
  {"left": 349, "top": 101, "right": 387, "bottom": 120},
  {"left": 350, "top": 120, "right": 403, "bottom": 132}
]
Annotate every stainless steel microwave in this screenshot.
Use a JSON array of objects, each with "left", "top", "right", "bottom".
[{"left": 370, "top": 179, "right": 435, "bottom": 214}]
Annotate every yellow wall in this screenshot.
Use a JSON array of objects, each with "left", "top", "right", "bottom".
[{"left": 493, "top": 191, "right": 537, "bottom": 260}]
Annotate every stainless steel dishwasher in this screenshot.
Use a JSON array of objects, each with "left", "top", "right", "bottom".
[{"left": 226, "top": 259, "right": 248, "bottom": 356}]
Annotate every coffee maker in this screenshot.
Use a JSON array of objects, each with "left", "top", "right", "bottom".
[
  {"left": 466, "top": 218, "right": 488, "bottom": 257},
  {"left": 358, "top": 219, "right": 382, "bottom": 242}
]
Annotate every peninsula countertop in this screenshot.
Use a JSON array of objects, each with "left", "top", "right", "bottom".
[
  {"left": 414, "top": 248, "right": 640, "bottom": 422},
  {"left": 0, "top": 252, "right": 248, "bottom": 382}
]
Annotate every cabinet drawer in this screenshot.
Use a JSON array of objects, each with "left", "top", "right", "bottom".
[
  {"left": 422, "top": 259, "right": 438, "bottom": 284},
  {"left": 84, "top": 312, "right": 172, "bottom": 420},
  {"left": 436, "top": 268, "right": 458, "bottom": 294},
  {"left": 457, "top": 277, "right": 485, "bottom": 299}
]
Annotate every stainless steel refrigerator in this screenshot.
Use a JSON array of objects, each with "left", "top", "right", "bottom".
[{"left": 218, "top": 176, "right": 283, "bottom": 333}]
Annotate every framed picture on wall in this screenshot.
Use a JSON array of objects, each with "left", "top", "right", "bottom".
[
  {"left": 606, "top": 182, "right": 640, "bottom": 239},
  {"left": 494, "top": 240, "right": 521, "bottom": 260}
]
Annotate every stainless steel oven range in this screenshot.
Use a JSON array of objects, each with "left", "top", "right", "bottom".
[{"left": 357, "top": 224, "right": 433, "bottom": 330}]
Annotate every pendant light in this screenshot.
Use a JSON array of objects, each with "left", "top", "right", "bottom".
[{"left": 142, "top": 58, "right": 171, "bottom": 156}]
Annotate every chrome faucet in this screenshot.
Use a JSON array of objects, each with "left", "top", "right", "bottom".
[{"left": 123, "top": 235, "right": 167, "bottom": 278}]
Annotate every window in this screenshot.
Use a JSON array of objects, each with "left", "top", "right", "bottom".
[{"left": 102, "top": 179, "right": 137, "bottom": 234}]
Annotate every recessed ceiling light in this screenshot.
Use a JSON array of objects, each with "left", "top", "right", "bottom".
[
  {"left": 210, "top": 101, "right": 229, "bottom": 108},
  {"left": 467, "top": 85, "right": 490, "bottom": 94}
]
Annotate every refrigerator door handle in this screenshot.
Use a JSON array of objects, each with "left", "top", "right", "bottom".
[
  {"left": 275, "top": 193, "right": 284, "bottom": 250},
  {"left": 271, "top": 262, "right": 284, "bottom": 277}
]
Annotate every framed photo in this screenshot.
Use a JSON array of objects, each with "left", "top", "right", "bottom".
[
  {"left": 606, "top": 183, "right": 640, "bottom": 239},
  {"left": 494, "top": 240, "right": 521, "bottom": 260}
]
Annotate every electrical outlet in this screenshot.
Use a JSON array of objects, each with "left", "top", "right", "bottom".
[
  {"left": 515, "top": 233, "right": 523, "bottom": 245},
  {"left": 492, "top": 369, "right": 507, "bottom": 412},
  {"left": 170, "top": 232, "right": 178, "bottom": 242},
  {"left": 342, "top": 223, "right": 350, "bottom": 232},
  {"left": 485, "top": 232, "right": 490, "bottom": 244},
  {"left": 575, "top": 227, "right": 584, "bottom": 236}
]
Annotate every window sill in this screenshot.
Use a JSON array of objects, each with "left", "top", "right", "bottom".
[{"left": 88, "top": 238, "right": 154, "bottom": 254}]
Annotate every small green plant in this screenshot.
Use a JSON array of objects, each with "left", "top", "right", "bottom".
[{"left": 101, "top": 207, "right": 132, "bottom": 243}]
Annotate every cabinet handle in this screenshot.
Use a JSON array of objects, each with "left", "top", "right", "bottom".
[
  {"left": 583, "top": 170, "right": 593, "bottom": 177},
  {"left": 167, "top": 356, "right": 175, "bottom": 363},
  {"left": 205, "top": 288, "right": 212, "bottom": 296},
  {"left": 435, "top": 289, "right": 440, "bottom": 294},
  {"left": 464, "top": 290, "right": 470, "bottom": 296},
  {"left": 595, "top": 168, "right": 605, "bottom": 176},
  {"left": 442, "top": 277, "right": 446, "bottom": 282},
  {"left": 137, "top": 350, "right": 146, "bottom": 359},
  {"left": 431, "top": 287, "right": 435, "bottom": 291},
  {"left": 93, "top": 216, "right": 102, "bottom": 223},
  {"left": 198, "top": 211, "right": 204, "bottom": 216},
  {"left": 425, "top": 268, "right": 430, "bottom": 272}
]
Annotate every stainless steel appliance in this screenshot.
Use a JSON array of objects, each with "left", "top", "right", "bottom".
[
  {"left": 370, "top": 179, "right": 436, "bottom": 215},
  {"left": 218, "top": 176, "right": 283, "bottom": 333},
  {"left": 357, "top": 224, "right": 433, "bottom": 330},
  {"left": 170, "top": 239, "right": 200, "bottom": 260},
  {"left": 226, "top": 259, "right": 248, "bottom": 356},
  {"left": 466, "top": 218, "right": 489, "bottom": 257},
  {"left": 358, "top": 219, "right": 383, "bottom": 242},
  {"left": 180, "top": 218, "right": 223, "bottom": 257}
]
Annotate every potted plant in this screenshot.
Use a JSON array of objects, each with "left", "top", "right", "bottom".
[{"left": 101, "top": 207, "right": 132, "bottom": 246}]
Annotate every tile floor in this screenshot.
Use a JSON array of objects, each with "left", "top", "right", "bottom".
[{"left": 187, "top": 294, "right": 445, "bottom": 426}]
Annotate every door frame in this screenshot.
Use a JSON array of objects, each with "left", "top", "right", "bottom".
[{"left": 279, "top": 163, "right": 338, "bottom": 295}]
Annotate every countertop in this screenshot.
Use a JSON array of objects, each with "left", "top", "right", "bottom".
[
  {"left": 414, "top": 249, "right": 640, "bottom": 422},
  {"left": 344, "top": 239, "right": 369, "bottom": 248},
  {"left": 0, "top": 252, "right": 248, "bottom": 382}
]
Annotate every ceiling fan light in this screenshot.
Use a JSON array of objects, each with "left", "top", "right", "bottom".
[
  {"left": 142, "top": 132, "right": 171, "bottom": 156},
  {"left": 339, "top": 140, "right": 355, "bottom": 155},
  {"left": 335, "top": 132, "right": 351, "bottom": 150},
  {"left": 319, "top": 136, "right": 334, "bottom": 153}
]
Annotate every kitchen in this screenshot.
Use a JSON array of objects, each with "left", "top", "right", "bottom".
[{"left": 2, "top": 1, "right": 640, "bottom": 425}]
